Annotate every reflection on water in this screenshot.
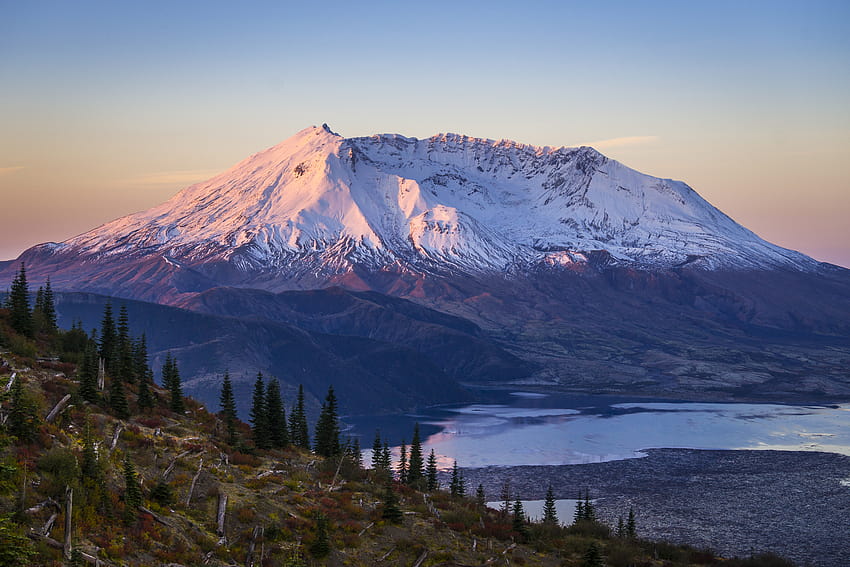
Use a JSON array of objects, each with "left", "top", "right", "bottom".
[{"left": 349, "top": 392, "right": 850, "bottom": 468}]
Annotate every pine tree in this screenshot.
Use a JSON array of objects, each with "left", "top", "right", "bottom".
[
  {"left": 7, "top": 262, "right": 33, "bottom": 338},
  {"left": 475, "top": 484, "right": 486, "bottom": 508},
  {"left": 250, "top": 373, "right": 270, "bottom": 449},
  {"left": 397, "top": 441, "right": 408, "bottom": 484},
  {"left": 99, "top": 302, "right": 117, "bottom": 374},
  {"left": 266, "top": 377, "right": 288, "bottom": 448},
  {"left": 543, "top": 484, "right": 559, "bottom": 526},
  {"left": 627, "top": 506, "right": 636, "bottom": 538},
  {"left": 80, "top": 414, "right": 100, "bottom": 481},
  {"left": 449, "top": 460, "right": 461, "bottom": 497},
  {"left": 406, "top": 422, "right": 424, "bottom": 487},
  {"left": 313, "top": 385, "right": 340, "bottom": 457},
  {"left": 616, "top": 516, "right": 625, "bottom": 538},
  {"left": 381, "top": 485, "right": 403, "bottom": 523},
  {"left": 77, "top": 338, "right": 100, "bottom": 403},
  {"left": 574, "top": 492, "right": 585, "bottom": 524},
  {"left": 7, "top": 377, "right": 40, "bottom": 442},
  {"left": 351, "top": 437, "right": 362, "bottom": 469},
  {"left": 582, "top": 542, "right": 604, "bottom": 567},
  {"left": 288, "top": 384, "right": 309, "bottom": 449},
  {"left": 133, "top": 336, "right": 155, "bottom": 410},
  {"left": 512, "top": 499, "right": 528, "bottom": 539},
  {"left": 41, "top": 277, "right": 56, "bottom": 331},
  {"left": 164, "top": 355, "right": 184, "bottom": 414},
  {"left": 371, "top": 430, "right": 383, "bottom": 471},
  {"left": 309, "top": 513, "right": 330, "bottom": 557},
  {"left": 109, "top": 372, "right": 130, "bottom": 419},
  {"left": 380, "top": 442, "right": 392, "bottom": 472},
  {"left": 122, "top": 454, "right": 143, "bottom": 522},
  {"left": 116, "top": 305, "right": 134, "bottom": 383},
  {"left": 584, "top": 489, "right": 595, "bottom": 522},
  {"left": 219, "top": 371, "right": 238, "bottom": 444},
  {"left": 500, "top": 480, "right": 512, "bottom": 518},
  {"left": 458, "top": 469, "right": 466, "bottom": 497},
  {"left": 426, "top": 449, "right": 439, "bottom": 491}
]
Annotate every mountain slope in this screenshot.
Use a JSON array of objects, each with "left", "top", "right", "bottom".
[
  {"left": 2, "top": 125, "right": 848, "bottom": 403},
  {"left": 7, "top": 124, "right": 819, "bottom": 299}
]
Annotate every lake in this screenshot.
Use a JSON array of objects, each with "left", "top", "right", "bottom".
[{"left": 347, "top": 392, "right": 850, "bottom": 468}]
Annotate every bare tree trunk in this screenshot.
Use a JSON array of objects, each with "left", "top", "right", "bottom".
[
  {"left": 46, "top": 394, "right": 71, "bottom": 422},
  {"left": 162, "top": 449, "right": 192, "bottom": 480},
  {"left": 185, "top": 458, "right": 204, "bottom": 506},
  {"left": 216, "top": 493, "right": 228, "bottom": 544},
  {"left": 412, "top": 550, "right": 428, "bottom": 567},
  {"left": 40, "top": 512, "right": 57, "bottom": 536},
  {"left": 245, "top": 525, "right": 263, "bottom": 567},
  {"left": 4, "top": 372, "right": 16, "bottom": 391},
  {"left": 97, "top": 359, "right": 105, "bottom": 390},
  {"left": 139, "top": 506, "right": 173, "bottom": 527},
  {"left": 63, "top": 485, "right": 73, "bottom": 560},
  {"left": 109, "top": 424, "right": 123, "bottom": 451}
]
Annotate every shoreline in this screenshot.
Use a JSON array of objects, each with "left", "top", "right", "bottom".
[{"left": 459, "top": 448, "right": 850, "bottom": 567}]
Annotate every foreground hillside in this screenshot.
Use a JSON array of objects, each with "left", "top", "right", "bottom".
[{"left": 0, "top": 307, "right": 797, "bottom": 567}]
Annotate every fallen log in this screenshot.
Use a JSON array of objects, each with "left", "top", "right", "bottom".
[
  {"left": 45, "top": 394, "right": 71, "bottom": 423},
  {"left": 185, "top": 458, "right": 204, "bottom": 506},
  {"left": 139, "top": 506, "right": 173, "bottom": 527}
]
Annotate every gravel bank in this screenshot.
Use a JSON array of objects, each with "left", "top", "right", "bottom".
[{"left": 461, "top": 449, "right": 850, "bottom": 566}]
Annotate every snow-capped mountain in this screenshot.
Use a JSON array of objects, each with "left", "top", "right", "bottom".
[{"left": 55, "top": 124, "right": 817, "bottom": 280}]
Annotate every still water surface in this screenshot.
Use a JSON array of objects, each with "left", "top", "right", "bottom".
[{"left": 348, "top": 392, "right": 850, "bottom": 468}]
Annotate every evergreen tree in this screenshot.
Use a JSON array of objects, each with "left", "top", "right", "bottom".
[
  {"left": 7, "top": 262, "right": 33, "bottom": 338},
  {"left": 218, "top": 371, "right": 238, "bottom": 444},
  {"left": 512, "top": 499, "right": 528, "bottom": 539},
  {"left": 500, "top": 480, "right": 512, "bottom": 518},
  {"left": 397, "top": 441, "right": 408, "bottom": 484},
  {"left": 371, "top": 430, "right": 383, "bottom": 471},
  {"left": 351, "top": 437, "right": 362, "bottom": 469},
  {"left": 475, "top": 484, "right": 486, "bottom": 508},
  {"left": 406, "top": 422, "right": 424, "bottom": 487},
  {"left": 627, "top": 506, "right": 636, "bottom": 538},
  {"left": 134, "top": 335, "right": 155, "bottom": 410},
  {"left": 7, "top": 377, "right": 40, "bottom": 442},
  {"left": 381, "top": 485, "right": 403, "bottom": 523},
  {"left": 449, "top": 460, "right": 461, "bottom": 497},
  {"left": 266, "top": 377, "right": 288, "bottom": 448},
  {"left": 458, "top": 469, "right": 466, "bottom": 497},
  {"left": 313, "top": 385, "right": 340, "bottom": 457},
  {"left": 164, "top": 355, "right": 184, "bottom": 414},
  {"left": 380, "top": 442, "right": 392, "bottom": 472},
  {"left": 116, "top": 305, "right": 134, "bottom": 383},
  {"left": 583, "top": 489, "right": 595, "bottom": 522},
  {"left": 41, "top": 277, "right": 56, "bottom": 331},
  {"left": 0, "top": 514, "right": 36, "bottom": 565},
  {"left": 616, "top": 516, "right": 625, "bottom": 538},
  {"left": 80, "top": 414, "right": 100, "bottom": 481},
  {"left": 77, "top": 338, "right": 100, "bottom": 403},
  {"left": 122, "top": 454, "right": 143, "bottom": 522},
  {"left": 250, "top": 373, "right": 270, "bottom": 449},
  {"left": 543, "top": 484, "right": 559, "bottom": 526},
  {"left": 574, "top": 492, "right": 585, "bottom": 524},
  {"left": 426, "top": 449, "right": 439, "bottom": 491},
  {"left": 99, "top": 302, "right": 117, "bottom": 373},
  {"left": 288, "top": 384, "right": 309, "bottom": 449},
  {"left": 309, "top": 513, "right": 330, "bottom": 558},
  {"left": 582, "top": 542, "right": 604, "bottom": 567},
  {"left": 109, "top": 372, "right": 130, "bottom": 419}
]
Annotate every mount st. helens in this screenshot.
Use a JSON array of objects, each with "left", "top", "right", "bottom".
[{"left": 3, "top": 125, "right": 849, "bottom": 411}]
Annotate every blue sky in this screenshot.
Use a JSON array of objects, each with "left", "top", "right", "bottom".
[{"left": 2, "top": 0, "right": 849, "bottom": 265}]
